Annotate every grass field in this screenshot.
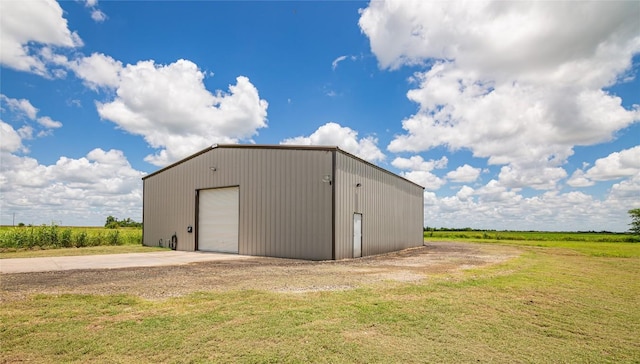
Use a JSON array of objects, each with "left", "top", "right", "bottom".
[
  {"left": 424, "top": 230, "right": 639, "bottom": 258},
  {"left": 1, "top": 238, "right": 639, "bottom": 362},
  {"left": 424, "top": 229, "right": 636, "bottom": 242}
]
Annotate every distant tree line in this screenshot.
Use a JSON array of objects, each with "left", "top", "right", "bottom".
[
  {"left": 424, "top": 227, "right": 477, "bottom": 232},
  {"left": 425, "top": 209, "right": 640, "bottom": 235},
  {"left": 423, "top": 226, "right": 621, "bottom": 234},
  {"left": 105, "top": 215, "right": 142, "bottom": 229}
]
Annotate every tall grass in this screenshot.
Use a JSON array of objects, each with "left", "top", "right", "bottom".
[{"left": 0, "top": 224, "right": 142, "bottom": 251}]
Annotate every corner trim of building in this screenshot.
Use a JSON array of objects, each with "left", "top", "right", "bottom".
[
  {"left": 331, "top": 149, "right": 336, "bottom": 260},
  {"left": 141, "top": 179, "right": 145, "bottom": 246}
]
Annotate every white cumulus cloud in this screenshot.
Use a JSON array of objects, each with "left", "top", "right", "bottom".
[
  {"left": 456, "top": 185, "right": 475, "bottom": 201},
  {"left": 422, "top": 181, "right": 635, "bottom": 232},
  {"left": 446, "top": 164, "right": 481, "bottom": 183},
  {"left": 392, "top": 155, "right": 447, "bottom": 171},
  {"left": 400, "top": 170, "right": 444, "bottom": 191},
  {"left": 0, "top": 149, "right": 145, "bottom": 225},
  {"left": 360, "top": 0, "right": 639, "bottom": 79},
  {"left": 68, "top": 53, "right": 122, "bottom": 90},
  {"left": 391, "top": 155, "right": 447, "bottom": 190},
  {"left": 361, "top": 0, "right": 640, "bottom": 191},
  {"left": 0, "top": 0, "right": 82, "bottom": 76},
  {"left": 566, "top": 169, "right": 594, "bottom": 188},
  {"left": 95, "top": 59, "right": 269, "bottom": 166},
  {"left": 569, "top": 146, "right": 640, "bottom": 187},
  {"left": 584, "top": 146, "right": 640, "bottom": 181},
  {"left": 36, "top": 116, "right": 63, "bottom": 129},
  {"left": 475, "top": 180, "right": 522, "bottom": 204},
  {"left": 0, "top": 121, "right": 25, "bottom": 153},
  {"left": 608, "top": 174, "right": 640, "bottom": 204},
  {"left": 83, "top": 0, "right": 107, "bottom": 23},
  {"left": 0, "top": 95, "right": 38, "bottom": 120},
  {"left": 91, "top": 9, "right": 107, "bottom": 22},
  {"left": 497, "top": 164, "right": 568, "bottom": 190},
  {"left": 0, "top": 94, "right": 63, "bottom": 142},
  {"left": 281, "top": 122, "right": 386, "bottom": 163}
]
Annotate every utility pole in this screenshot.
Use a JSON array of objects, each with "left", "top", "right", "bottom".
[{"left": 13, "top": 213, "right": 15, "bottom": 227}]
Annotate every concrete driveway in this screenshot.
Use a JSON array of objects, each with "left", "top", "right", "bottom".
[{"left": 0, "top": 251, "right": 256, "bottom": 274}]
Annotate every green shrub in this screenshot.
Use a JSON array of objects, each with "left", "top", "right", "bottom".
[
  {"left": 105, "top": 222, "right": 119, "bottom": 229},
  {"left": 35, "top": 224, "right": 59, "bottom": 247},
  {"left": 75, "top": 230, "right": 88, "bottom": 247},
  {"left": 0, "top": 229, "right": 18, "bottom": 248},
  {"left": 60, "top": 228, "right": 73, "bottom": 248},
  {"left": 89, "top": 232, "right": 101, "bottom": 247},
  {"left": 27, "top": 229, "right": 38, "bottom": 247},
  {"left": 625, "top": 235, "right": 640, "bottom": 243},
  {"left": 107, "top": 230, "right": 120, "bottom": 246},
  {"left": 120, "top": 230, "right": 142, "bottom": 245},
  {"left": 1, "top": 225, "right": 141, "bottom": 251}
]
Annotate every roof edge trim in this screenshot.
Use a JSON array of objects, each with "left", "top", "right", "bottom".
[
  {"left": 142, "top": 145, "right": 215, "bottom": 180},
  {"left": 334, "top": 147, "right": 425, "bottom": 190},
  {"left": 142, "top": 144, "right": 339, "bottom": 180}
]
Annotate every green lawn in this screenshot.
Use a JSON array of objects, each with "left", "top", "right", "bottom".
[
  {"left": 424, "top": 230, "right": 639, "bottom": 258},
  {"left": 2, "top": 240, "right": 639, "bottom": 363}
]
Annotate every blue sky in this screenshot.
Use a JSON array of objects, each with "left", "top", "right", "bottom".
[{"left": 1, "top": 0, "right": 639, "bottom": 231}]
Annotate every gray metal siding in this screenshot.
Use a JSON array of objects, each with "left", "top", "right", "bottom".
[
  {"left": 334, "top": 151, "right": 424, "bottom": 259},
  {"left": 143, "top": 165, "right": 196, "bottom": 250},
  {"left": 143, "top": 147, "right": 334, "bottom": 260}
]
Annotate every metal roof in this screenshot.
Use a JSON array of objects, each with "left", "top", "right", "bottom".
[{"left": 142, "top": 144, "right": 424, "bottom": 189}]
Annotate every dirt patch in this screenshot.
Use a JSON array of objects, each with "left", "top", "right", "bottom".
[{"left": 0, "top": 242, "right": 519, "bottom": 301}]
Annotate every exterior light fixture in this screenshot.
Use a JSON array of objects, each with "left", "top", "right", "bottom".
[
  {"left": 322, "top": 175, "right": 332, "bottom": 185},
  {"left": 210, "top": 167, "right": 217, "bottom": 172},
  {"left": 355, "top": 183, "right": 362, "bottom": 187}
]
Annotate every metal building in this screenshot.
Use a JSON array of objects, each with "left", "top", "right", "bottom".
[{"left": 142, "top": 144, "right": 424, "bottom": 260}]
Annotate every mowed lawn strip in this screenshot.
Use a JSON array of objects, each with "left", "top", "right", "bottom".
[
  {"left": 2, "top": 241, "right": 639, "bottom": 363},
  {"left": 0, "top": 245, "right": 168, "bottom": 259}
]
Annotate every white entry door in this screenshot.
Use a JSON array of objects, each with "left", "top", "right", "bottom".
[
  {"left": 353, "top": 213, "right": 362, "bottom": 258},
  {"left": 198, "top": 187, "right": 239, "bottom": 253}
]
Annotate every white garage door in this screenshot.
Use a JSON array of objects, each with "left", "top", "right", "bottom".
[{"left": 198, "top": 187, "right": 239, "bottom": 253}]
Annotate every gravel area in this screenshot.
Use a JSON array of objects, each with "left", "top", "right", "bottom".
[{"left": 0, "top": 242, "right": 520, "bottom": 301}]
